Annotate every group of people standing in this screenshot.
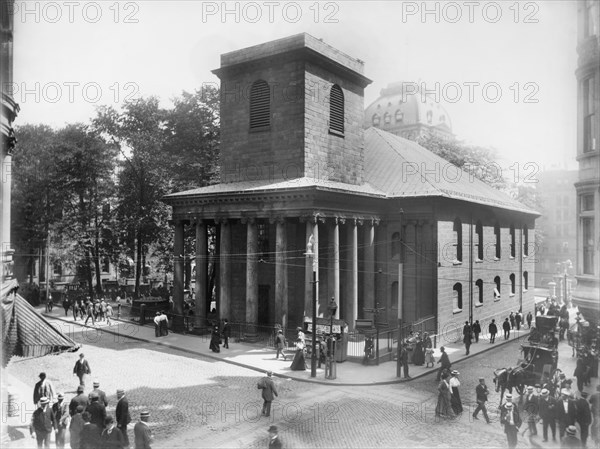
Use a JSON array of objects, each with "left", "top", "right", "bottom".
[
  {"left": 152, "top": 311, "right": 169, "bottom": 337},
  {"left": 30, "top": 357, "right": 153, "bottom": 449}
]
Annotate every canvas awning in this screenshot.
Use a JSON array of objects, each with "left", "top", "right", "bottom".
[{"left": 1, "top": 289, "right": 80, "bottom": 367}]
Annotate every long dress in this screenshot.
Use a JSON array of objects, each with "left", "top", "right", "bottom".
[
  {"left": 209, "top": 329, "right": 221, "bottom": 353},
  {"left": 413, "top": 340, "right": 425, "bottom": 366},
  {"left": 435, "top": 380, "right": 456, "bottom": 419},
  {"left": 290, "top": 341, "right": 306, "bottom": 371},
  {"left": 449, "top": 376, "right": 463, "bottom": 414}
]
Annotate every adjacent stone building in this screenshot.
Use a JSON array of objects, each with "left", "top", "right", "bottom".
[{"left": 164, "top": 33, "right": 537, "bottom": 340}]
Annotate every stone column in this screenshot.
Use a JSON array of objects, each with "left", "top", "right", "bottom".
[
  {"left": 245, "top": 218, "right": 258, "bottom": 329},
  {"left": 173, "top": 219, "right": 186, "bottom": 332},
  {"left": 274, "top": 218, "right": 288, "bottom": 329},
  {"left": 328, "top": 218, "right": 340, "bottom": 309},
  {"left": 195, "top": 220, "right": 208, "bottom": 330},
  {"left": 346, "top": 219, "right": 358, "bottom": 328},
  {"left": 363, "top": 221, "right": 375, "bottom": 312},
  {"left": 304, "top": 218, "right": 318, "bottom": 318},
  {"left": 218, "top": 219, "right": 231, "bottom": 321}
]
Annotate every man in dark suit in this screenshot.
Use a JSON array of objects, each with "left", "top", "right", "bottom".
[
  {"left": 400, "top": 343, "right": 410, "bottom": 379},
  {"left": 134, "top": 411, "right": 152, "bottom": 449},
  {"left": 556, "top": 389, "right": 578, "bottom": 438},
  {"left": 30, "top": 397, "right": 55, "bottom": 448},
  {"left": 523, "top": 385, "right": 539, "bottom": 436},
  {"left": 462, "top": 321, "right": 472, "bottom": 355},
  {"left": 80, "top": 411, "right": 101, "bottom": 449},
  {"left": 116, "top": 389, "right": 131, "bottom": 447},
  {"left": 488, "top": 319, "right": 498, "bottom": 343},
  {"left": 88, "top": 380, "right": 108, "bottom": 407},
  {"left": 472, "top": 377, "right": 491, "bottom": 423},
  {"left": 73, "top": 353, "right": 91, "bottom": 387},
  {"left": 576, "top": 391, "right": 592, "bottom": 447},
  {"left": 539, "top": 388, "right": 557, "bottom": 442},
  {"left": 268, "top": 425, "right": 282, "bottom": 449},
  {"left": 33, "top": 372, "right": 54, "bottom": 406},
  {"left": 85, "top": 392, "right": 106, "bottom": 430},
  {"left": 257, "top": 371, "right": 278, "bottom": 418},
  {"left": 500, "top": 401, "right": 522, "bottom": 448},
  {"left": 69, "top": 385, "right": 88, "bottom": 416}
]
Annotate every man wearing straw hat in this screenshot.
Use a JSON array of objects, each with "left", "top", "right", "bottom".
[
  {"left": 500, "top": 398, "right": 522, "bottom": 449},
  {"left": 134, "top": 411, "right": 153, "bottom": 449},
  {"left": 30, "top": 396, "right": 54, "bottom": 448},
  {"left": 116, "top": 389, "right": 131, "bottom": 447}
]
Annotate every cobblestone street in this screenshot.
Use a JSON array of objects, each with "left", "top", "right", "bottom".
[{"left": 5, "top": 315, "right": 591, "bottom": 449}]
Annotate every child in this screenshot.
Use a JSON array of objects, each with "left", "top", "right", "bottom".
[{"left": 425, "top": 347, "right": 435, "bottom": 368}]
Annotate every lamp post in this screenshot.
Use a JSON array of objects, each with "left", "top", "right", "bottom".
[
  {"left": 305, "top": 235, "right": 317, "bottom": 378},
  {"left": 327, "top": 297, "right": 338, "bottom": 379},
  {"left": 364, "top": 302, "right": 386, "bottom": 365}
]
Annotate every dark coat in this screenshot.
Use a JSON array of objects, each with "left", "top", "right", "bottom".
[
  {"left": 89, "top": 388, "right": 108, "bottom": 407},
  {"left": 70, "top": 393, "right": 89, "bottom": 416},
  {"left": 268, "top": 436, "right": 283, "bottom": 449},
  {"left": 86, "top": 401, "right": 107, "bottom": 429},
  {"left": 258, "top": 376, "right": 278, "bottom": 402},
  {"left": 538, "top": 396, "right": 557, "bottom": 420},
  {"left": 69, "top": 413, "right": 85, "bottom": 449},
  {"left": 462, "top": 325, "right": 472, "bottom": 343},
  {"left": 575, "top": 398, "right": 592, "bottom": 425},
  {"left": 116, "top": 396, "right": 131, "bottom": 428},
  {"left": 503, "top": 320, "right": 511, "bottom": 331},
  {"left": 31, "top": 406, "right": 55, "bottom": 433},
  {"left": 438, "top": 352, "right": 451, "bottom": 369},
  {"left": 556, "top": 398, "right": 577, "bottom": 427},
  {"left": 472, "top": 322, "right": 481, "bottom": 334},
  {"left": 33, "top": 379, "right": 54, "bottom": 405},
  {"left": 475, "top": 383, "right": 489, "bottom": 402},
  {"left": 489, "top": 323, "right": 498, "bottom": 334},
  {"left": 133, "top": 421, "right": 152, "bottom": 449},
  {"left": 500, "top": 405, "right": 522, "bottom": 430},
  {"left": 100, "top": 426, "right": 125, "bottom": 449},
  {"left": 80, "top": 423, "right": 102, "bottom": 449},
  {"left": 74, "top": 359, "right": 91, "bottom": 377}
]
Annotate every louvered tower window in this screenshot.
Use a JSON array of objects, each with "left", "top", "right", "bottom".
[
  {"left": 249, "top": 80, "right": 270, "bottom": 130},
  {"left": 329, "top": 84, "right": 344, "bottom": 135}
]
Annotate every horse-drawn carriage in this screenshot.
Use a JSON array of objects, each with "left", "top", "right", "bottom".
[
  {"left": 567, "top": 314, "right": 595, "bottom": 357},
  {"left": 493, "top": 315, "right": 559, "bottom": 404}
]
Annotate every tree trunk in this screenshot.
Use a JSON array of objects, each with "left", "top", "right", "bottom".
[
  {"left": 86, "top": 247, "right": 94, "bottom": 298},
  {"left": 135, "top": 229, "right": 142, "bottom": 296}
]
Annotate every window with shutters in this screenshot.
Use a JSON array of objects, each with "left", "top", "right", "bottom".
[
  {"left": 453, "top": 283, "right": 462, "bottom": 313},
  {"left": 329, "top": 84, "right": 344, "bottom": 136},
  {"left": 249, "top": 80, "right": 271, "bottom": 130}
]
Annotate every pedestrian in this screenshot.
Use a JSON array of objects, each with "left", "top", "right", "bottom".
[
  {"left": 105, "top": 302, "right": 113, "bottom": 326},
  {"left": 400, "top": 343, "right": 410, "bottom": 379},
  {"left": 449, "top": 370, "right": 463, "bottom": 415},
  {"left": 69, "top": 405, "right": 85, "bottom": 449},
  {"left": 522, "top": 385, "right": 538, "bottom": 437},
  {"left": 318, "top": 335, "right": 327, "bottom": 369},
  {"left": 489, "top": 319, "right": 498, "bottom": 343},
  {"left": 134, "top": 411, "right": 153, "bottom": 449},
  {"left": 435, "top": 372, "right": 455, "bottom": 420},
  {"left": 590, "top": 385, "right": 600, "bottom": 446},
  {"left": 52, "top": 392, "right": 70, "bottom": 449},
  {"left": 69, "top": 385, "right": 88, "bottom": 416},
  {"left": 268, "top": 425, "right": 282, "bottom": 449},
  {"left": 462, "top": 321, "right": 472, "bottom": 355},
  {"left": 221, "top": 318, "right": 230, "bottom": 348},
  {"left": 557, "top": 389, "right": 577, "bottom": 438},
  {"left": 257, "top": 371, "right": 278, "bottom": 418},
  {"left": 576, "top": 391, "right": 592, "bottom": 447},
  {"left": 86, "top": 392, "right": 107, "bottom": 430},
  {"left": 472, "top": 320, "right": 481, "bottom": 343},
  {"left": 89, "top": 380, "right": 108, "bottom": 407},
  {"left": 515, "top": 311, "right": 522, "bottom": 330},
  {"left": 30, "top": 397, "right": 54, "bottom": 449},
  {"left": 413, "top": 334, "right": 424, "bottom": 366},
  {"left": 472, "top": 377, "right": 491, "bottom": 423},
  {"left": 116, "top": 389, "right": 131, "bottom": 447},
  {"left": 209, "top": 325, "right": 221, "bottom": 353},
  {"left": 562, "top": 425, "right": 581, "bottom": 448},
  {"left": 425, "top": 347, "right": 435, "bottom": 368},
  {"left": 503, "top": 318, "right": 511, "bottom": 340},
  {"left": 436, "top": 346, "right": 451, "bottom": 381},
  {"left": 500, "top": 401, "right": 522, "bottom": 449},
  {"left": 509, "top": 312, "right": 515, "bottom": 329},
  {"left": 33, "top": 372, "right": 55, "bottom": 406},
  {"left": 290, "top": 330, "right": 307, "bottom": 371},
  {"left": 159, "top": 311, "right": 169, "bottom": 336},
  {"left": 153, "top": 312, "right": 161, "bottom": 337},
  {"left": 73, "top": 353, "right": 91, "bottom": 387},
  {"left": 80, "top": 411, "right": 101, "bottom": 449},
  {"left": 63, "top": 298, "right": 70, "bottom": 316},
  {"left": 101, "top": 416, "right": 125, "bottom": 449},
  {"left": 84, "top": 300, "right": 95, "bottom": 326},
  {"left": 539, "top": 388, "right": 557, "bottom": 442},
  {"left": 47, "top": 294, "right": 54, "bottom": 312},
  {"left": 526, "top": 311, "right": 533, "bottom": 329},
  {"left": 574, "top": 358, "right": 587, "bottom": 393},
  {"left": 275, "top": 329, "right": 287, "bottom": 361}
]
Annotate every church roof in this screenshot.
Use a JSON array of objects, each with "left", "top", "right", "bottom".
[{"left": 364, "top": 127, "right": 538, "bottom": 215}]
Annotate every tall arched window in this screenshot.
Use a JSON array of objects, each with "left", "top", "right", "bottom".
[
  {"left": 329, "top": 84, "right": 344, "bottom": 134},
  {"left": 391, "top": 232, "right": 401, "bottom": 259},
  {"left": 453, "top": 218, "right": 463, "bottom": 263},
  {"left": 476, "top": 279, "right": 484, "bottom": 305},
  {"left": 395, "top": 110, "right": 404, "bottom": 123},
  {"left": 249, "top": 80, "right": 270, "bottom": 129},
  {"left": 509, "top": 225, "right": 516, "bottom": 258},
  {"left": 510, "top": 273, "right": 516, "bottom": 295},
  {"left": 523, "top": 271, "right": 529, "bottom": 291},
  {"left": 523, "top": 225, "right": 529, "bottom": 256},
  {"left": 494, "top": 222, "right": 501, "bottom": 259},
  {"left": 453, "top": 283, "right": 463, "bottom": 312},
  {"left": 391, "top": 281, "right": 399, "bottom": 315},
  {"left": 494, "top": 276, "right": 501, "bottom": 300},
  {"left": 475, "top": 221, "right": 483, "bottom": 261}
]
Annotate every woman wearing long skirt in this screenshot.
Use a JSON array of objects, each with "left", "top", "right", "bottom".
[
  {"left": 449, "top": 370, "right": 463, "bottom": 415},
  {"left": 435, "top": 373, "right": 456, "bottom": 419},
  {"left": 290, "top": 338, "right": 307, "bottom": 371},
  {"left": 209, "top": 326, "right": 221, "bottom": 353},
  {"left": 413, "top": 335, "right": 425, "bottom": 366}
]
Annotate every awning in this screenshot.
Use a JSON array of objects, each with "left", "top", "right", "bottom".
[{"left": 1, "top": 290, "right": 80, "bottom": 367}]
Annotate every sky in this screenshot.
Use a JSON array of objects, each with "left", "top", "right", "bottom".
[{"left": 11, "top": 0, "right": 579, "bottom": 175}]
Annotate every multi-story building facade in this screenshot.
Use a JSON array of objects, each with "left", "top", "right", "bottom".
[
  {"left": 535, "top": 170, "right": 578, "bottom": 290},
  {"left": 164, "top": 34, "right": 537, "bottom": 340},
  {"left": 572, "top": 0, "right": 600, "bottom": 326}
]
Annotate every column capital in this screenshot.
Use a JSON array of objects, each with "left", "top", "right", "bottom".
[
  {"left": 169, "top": 218, "right": 190, "bottom": 227},
  {"left": 240, "top": 216, "right": 256, "bottom": 225},
  {"left": 214, "top": 217, "right": 229, "bottom": 225},
  {"left": 269, "top": 216, "right": 286, "bottom": 225}
]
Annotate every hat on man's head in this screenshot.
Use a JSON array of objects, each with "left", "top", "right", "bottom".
[
  {"left": 39, "top": 397, "right": 49, "bottom": 405},
  {"left": 79, "top": 353, "right": 84, "bottom": 358},
  {"left": 93, "top": 381, "right": 100, "bottom": 387},
  {"left": 541, "top": 389, "right": 549, "bottom": 396},
  {"left": 296, "top": 327, "right": 303, "bottom": 331},
  {"left": 505, "top": 394, "right": 513, "bottom": 400},
  {"left": 266, "top": 371, "right": 273, "bottom": 377},
  {"left": 478, "top": 377, "right": 485, "bottom": 381},
  {"left": 76, "top": 405, "right": 84, "bottom": 413},
  {"left": 77, "top": 385, "right": 84, "bottom": 393},
  {"left": 277, "top": 329, "right": 282, "bottom": 333},
  {"left": 57, "top": 393, "right": 64, "bottom": 399},
  {"left": 268, "top": 425, "right": 278, "bottom": 433},
  {"left": 451, "top": 370, "right": 459, "bottom": 375},
  {"left": 39, "top": 372, "right": 46, "bottom": 379},
  {"left": 440, "top": 346, "right": 445, "bottom": 351},
  {"left": 117, "top": 389, "right": 125, "bottom": 395},
  {"left": 140, "top": 411, "right": 150, "bottom": 419},
  {"left": 505, "top": 402, "right": 513, "bottom": 408},
  {"left": 566, "top": 425, "right": 577, "bottom": 436},
  {"left": 581, "top": 391, "right": 589, "bottom": 398},
  {"left": 561, "top": 389, "right": 570, "bottom": 396},
  {"left": 534, "top": 384, "right": 541, "bottom": 388},
  {"left": 526, "top": 386, "right": 534, "bottom": 392}
]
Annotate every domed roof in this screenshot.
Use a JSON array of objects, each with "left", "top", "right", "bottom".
[{"left": 364, "top": 82, "right": 453, "bottom": 138}]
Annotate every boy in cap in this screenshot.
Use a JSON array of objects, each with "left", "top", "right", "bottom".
[
  {"left": 134, "top": 411, "right": 153, "bottom": 449},
  {"left": 268, "top": 425, "right": 282, "bottom": 449},
  {"left": 30, "top": 397, "right": 54, "bottom": 448},
  {"left": 52, "top": 393, "right": 70, "bottom": 449}
]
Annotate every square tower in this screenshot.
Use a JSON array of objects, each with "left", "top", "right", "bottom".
[{"left": 213, "top": 33, "right": 372, "bottom": 185}]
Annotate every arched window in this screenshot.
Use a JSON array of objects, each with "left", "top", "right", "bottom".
[
  {"left": 391, "top": 281, "right": 399, "bottom": 315},
  {"left": 329, "top": 84, "right": 344, "bottom": 135},
  {"left": 395, "top": 110, "right": 404, "bottom": 123},
  {"left": 383, "top": 112, "right": 391, "bottom": 124},
  {"left": 493, "top": 223, "right": 500, "bottom": 260},
  {"left": 494, "top": 276, "right": 501, "bottom": 300},
  {"left": 523, "top": 271, "right": 529, "bottom": 291},
  {"left": 475, "top": 221, "right": 483, "bottom": 261},
  {"left": 249, "top": 80, "right": 270, "bottom": 129},
  {"left": 391, "top": 232, "right": 401, "bottom": 259},
  {"left": 510, "top": 273, "right": 516, "bottom": 295},
  {"left": 453, "top": 283, "right": 463, "bottom": 312},
  {"left": 453, "top": 218, "right": 462, "bottom": 263},
  {"left": 372, "top": 114, "right": 380, "bottom": 126},
  {"left": 509, "top": 225, "right": 516, "bottom": 258},
  {"left": 523, "top": 225, "right": 529, "bottom": 256},
  {"left": 476, "top": 279, "right": 484, "bottom": 305}
]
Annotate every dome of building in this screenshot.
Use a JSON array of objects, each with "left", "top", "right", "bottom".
[{"left": 364, "top": 82, "right": 453, "bottom": 141}]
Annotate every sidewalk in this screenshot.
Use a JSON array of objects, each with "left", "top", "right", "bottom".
[{"left": 39, "top": 307, "right": 535, "bottom": 386}]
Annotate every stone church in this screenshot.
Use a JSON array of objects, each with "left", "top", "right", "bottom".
[{"left": 164, "top": 33, "right": 537, "bottom": 338}]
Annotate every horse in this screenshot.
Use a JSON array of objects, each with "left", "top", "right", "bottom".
[{"left": 493, "top": 365, "right": 537, "bottom": 406}]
